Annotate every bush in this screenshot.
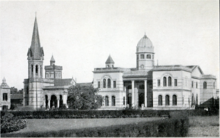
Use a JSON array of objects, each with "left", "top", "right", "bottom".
[
  {"left": 1, "top": 112, "right": 27, "bottom": 133},
  {"left": 1, "top": 113, "right": 189, "bottom": 137}
]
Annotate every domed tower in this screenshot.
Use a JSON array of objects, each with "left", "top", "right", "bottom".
[
  {"left": 136, "top": 34, "right": 154, "bottom": 70},
  {"left": 105, "top": 55, "right": 115, "bottom": 68}
]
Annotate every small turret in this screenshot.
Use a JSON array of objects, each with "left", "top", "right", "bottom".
[
  {"left": 105, "top": 55, "right": 114, "bottom": 68},
  {"left": 50, "top": 55, "right": 55, "bottom": 65}
]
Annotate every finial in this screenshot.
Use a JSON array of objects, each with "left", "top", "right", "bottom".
[
  {"left": 35, "top": 12, "right": 37, "bottom": 17},
  {"left": 2, "top": 77, "right": 6, "bottom": 83}
]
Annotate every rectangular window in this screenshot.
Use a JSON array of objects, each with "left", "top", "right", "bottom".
[
  {"left": 113, "top": 81, "right": 116, "bottom": 88},
  {"left": 157, "top": 79, "right": 160, "bottom": 86},
  {"left": 98, "top": 81, "right": 100, "bottom": 88},
  {"left": 174, "top": 79, "right": 177, "bottom": 86}
]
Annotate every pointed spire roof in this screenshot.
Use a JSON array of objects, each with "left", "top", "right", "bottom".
[
  {"left": 50, "top": 55, "right": 55, "bottom": 62},
  {"left": 0, "top": 77, "right": 9, "bottom": 88},
  {"left": 105, "top": 55, "right": 114, "bottom": 64},
  {"left": 28, "top": 16, "right": 44, "bottom": 60}
]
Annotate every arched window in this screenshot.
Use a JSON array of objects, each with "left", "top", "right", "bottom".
[
  {"left": 3, "top": 93, "right": 7, "bottom": 101},
  {"left": 165, "top": 95, "right": 169, "bottom": 105},
  {"left": 173, "top": 95, "right": 177, "bottom": 105},
  {"left": 108, "top": 79, "right": 111, "bottom": 88},
  {"left": 140, "top": 54, "right": 144, "bottom": 59},
  {"left": 36, "top": 65, "right": 38, "bottom": 74},
  {"left": 203, "top": 81, "right": 207, "bottom": 89},
  {"left": 103, "top": 79, "right": 106, "bottom": 88},
  {"left": 158, "top": 95, "right": 162, "bottom": 105},
  {"left": 147, "top": 54, "right": 151, "bottom": 59},
  {"left": 163, "top": 77, "right": 167, "bottom": 86},
  {"left": 168, "top": 76, "right": 172, "bottom": 86},
  {"left": 105, "top": 96, "right": 109, "bottom": 106},
  {"left": 112, "top": 96, "right": 115, "bottom": 106},
  {"left": 31, "top": 64, "right": 33, "bottom": 74},
  {"left": 196, "top": 82, "right": 198, "bottom": 88}
]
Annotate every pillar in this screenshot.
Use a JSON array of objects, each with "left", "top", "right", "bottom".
[
  {"left": 124, "top": 86, "right": 127, "bottom": 107},
  {"left": 144, "top": 79, "right": 147, "bottom": 107},
  {"left": 33, "top": 64, "right": 35, "bottom": 78},
  {"left": 48, "top": 98, "right": 51, "bottom": 108},
  {"left": 57, "top": 99, "right": 60, "bottom": 108},
  {"left": 132, "top": 80, "right": 135, "bottom": 107}
]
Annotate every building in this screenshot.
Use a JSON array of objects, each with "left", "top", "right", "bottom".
[
  {"left": 23, "top": 17, "right": 76, "bottom": 110},
  {"left": 0, "top": 78, "right": 11, "bottom": 110},
  {"left": 93, "top": 34, "right": 217, "bottom": 110}
]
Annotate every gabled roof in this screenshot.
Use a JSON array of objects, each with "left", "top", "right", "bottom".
[
  {"left": 186, "top": 65, "right": 204, "bottom": 75},
  {"left": 105, "top": 55, "right": 114, "bottom": 64},
  {"left": 54, "top": 79, "right": 73, "bottom": 86}
]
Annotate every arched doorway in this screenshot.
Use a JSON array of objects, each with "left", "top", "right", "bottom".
[
  {"left": 50, "top": 95, "right": 57, "bottom": 108},
  {"left": 139, "top": 93, "right": 144, "bottom": 107}
]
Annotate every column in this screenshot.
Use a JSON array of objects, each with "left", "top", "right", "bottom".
[
  {"left": 132, "top": 80, "right": 135, "bottom": 108},
  {"left": 43, "top": 99, "right": 46, "bottom": 108},
  {"left": 33, "top": 65, "right": 35, "bottom": 78},
  {"left": 124, "top": 86, "right": 127, "bottom": 107},
  {"left": 144, "top": 79, "right": 147, "bottom": 107},
  {"left": 57, "top": 99, "right": 60, "bottom": 108},
  {"left": 48, "top": 99, "right": 50, "bottom": 108}
]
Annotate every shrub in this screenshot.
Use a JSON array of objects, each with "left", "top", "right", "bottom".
[{"left": 1, "top": 112, "right": 27, "bottom": 133}]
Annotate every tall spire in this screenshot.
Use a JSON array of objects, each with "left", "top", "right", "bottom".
[
  {"left": 28, "top": 16, "right": 44, "bottom": 60},
  {"left": 50, "top": 55, "right": 55, "bottom": 65}
]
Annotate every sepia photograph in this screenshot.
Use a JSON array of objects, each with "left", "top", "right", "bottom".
[{"left": 0, "top": 0, "right": 219, "bottom": 137}]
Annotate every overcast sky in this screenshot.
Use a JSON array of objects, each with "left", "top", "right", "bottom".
[{"left": 0, "top": 0, "right": 219, "bottom": 90}]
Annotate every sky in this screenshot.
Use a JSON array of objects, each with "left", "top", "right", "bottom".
[{"left": 0, "top": 0, "right": 219, "bottom": 90}]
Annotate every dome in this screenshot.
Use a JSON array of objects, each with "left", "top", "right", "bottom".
[{"left": 137, "top": 34, "right": 153, "bottom": 48}]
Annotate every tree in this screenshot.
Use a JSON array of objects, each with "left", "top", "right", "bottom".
[
  {"left": 67, "top": 85, "right": 102, "bottom": 110},
  {"left": 10, "top": 87, "right": 18, "bottom": 94}
]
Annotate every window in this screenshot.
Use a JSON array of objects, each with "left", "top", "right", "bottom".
[
  {"left": 36, "top": 65, "right": 38, "bottom": 74},
  {"left": 157, "top": 79, "right": 160, "bottom": 87},
  {"left": 31, "top": 64, "right": 33, "bottom": 73},
  {"left": 103, "top": 79, "right": 106, "bottom": 88},
  {"left": 192, "top": 81, "right": 194, "bottom": 88},
  {"left": 105, "top": 96, "right": 109, "bottom": 106},
  {"left": 213, "top": 82, "right": 215, "bottom": 88},
  {"left": 108, "top": 79, "right": 111, "bottom": 88},
  {"left": 113, "top": 81, "right": 116, "bottom": 88},
  {"left": 140, "top": 54, "right": 144, "bottom": 59},
  {"left": 158, "top": 95, "right": 162, "bottom": 105},
  {"left": 123, "top": 97, "right": 125, "bottom": 105},
  {"left": 163, "top": 77, "right": 167, "bottom": 86},
  {"left": 112, "top": 96, "right": 115, "bottom": 106},
  {"left": 98, "top": 81, "right": 100, "bottom": 88},
  {"left": 165, "top": 95, "right": 170, "bottom": 105},
  {"left": 196, "top": 82, "right": 198, "bottom": 88},
  {"left": 173, "top": 95, "right": 177, "bottom": 105},
  {"left": 203, "top": 81, "right": 207, "bottom": 89},
  {"left": 168, "top": 76, "right": 172, "bottom": 86},
  {"left": 3, "top": 93, "right": 7, "bottom": 101},
  {"left": 174, "top": 79, "right": 177, "bottom": 86},
  {"left": 147, "top": 54, "right": 151, "bottom": 59}
]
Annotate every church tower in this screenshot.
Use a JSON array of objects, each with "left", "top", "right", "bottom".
[
  {"left": 24, "top": 16, "right": 44, "bottom": 109},
  {"left": 136, "top": 34, "right": 154, "bottom": 70}
]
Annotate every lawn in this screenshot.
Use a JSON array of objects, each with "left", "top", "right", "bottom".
[
  {"left": 9, "top": 117, "right": 162, "bottom": 134},
  {"left": 187, "top": 116, "right": 219, "bottom": 137}
]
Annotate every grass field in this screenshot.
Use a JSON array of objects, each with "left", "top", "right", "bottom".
[
  {"left": 9, "top": 117, "right": 162, "bottom": 134},
  {"left": 187, "top": 116, "right": 219, "bottom": 137}
]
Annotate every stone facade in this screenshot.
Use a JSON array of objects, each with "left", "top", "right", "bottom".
[{"left": 93, "top": 35, "right": 217, "bottom": 110}]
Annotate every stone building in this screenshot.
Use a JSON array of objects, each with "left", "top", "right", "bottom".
[
  {"left": 23, "top": 17, "right": 75, "bottom": 110},
  {"left": 93, "top": 34, "right": 217, "bottom": 110},
  {"left": 0, "top": 78, "right": 11, "bottom": 110}
]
